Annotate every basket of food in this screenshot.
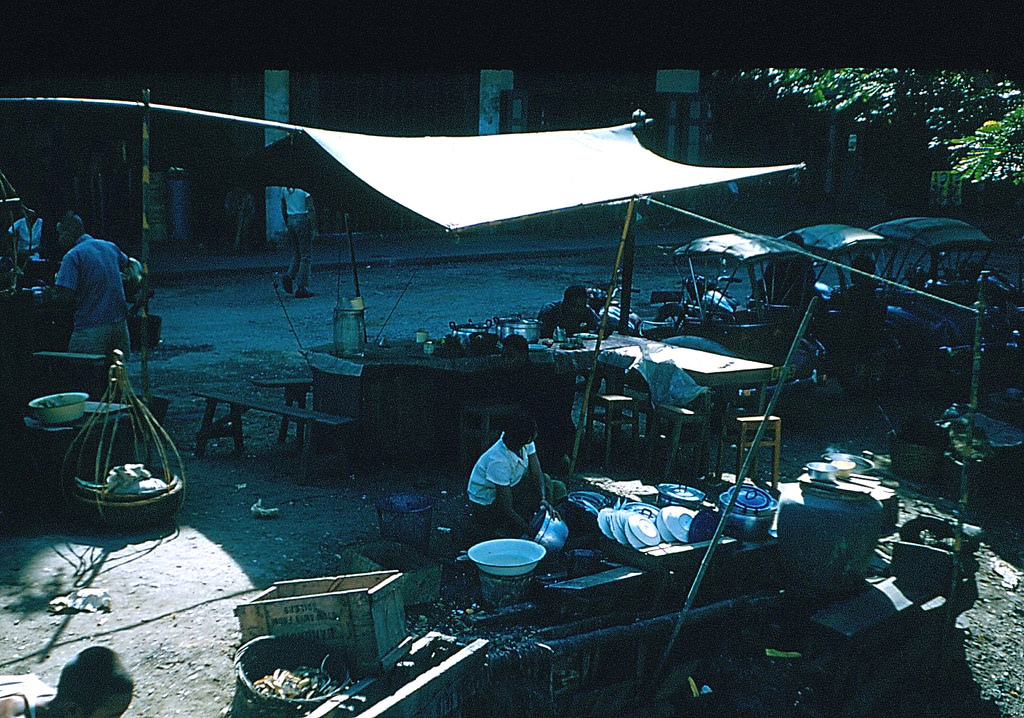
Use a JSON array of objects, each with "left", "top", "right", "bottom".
[
  {"left": 70, "top": 472, "right": 184, "bottom": 530},
  {"left": 232, "top": 635, "right": 351, "bottom": 718}
]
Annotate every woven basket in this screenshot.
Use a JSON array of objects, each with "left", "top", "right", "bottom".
[
  {"left": 232, "top": 635, "right": 350, "bottom": 718},
  {"left": 70, "top": 475, "right": 184, "bottom": 530}
]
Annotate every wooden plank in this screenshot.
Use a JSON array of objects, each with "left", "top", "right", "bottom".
[
  {"left": 355, "top": 638, "right": 490, "bottom": 718},
  {"left": 545, "top": 566, "right": 644, "bottom": 591},
  {"left": 33, "top": 351, "right": 108, "bottom": 361},
  {"left": 193, "top": 390, "right": 353, "bottom": 425},
  {"left": 251, "top": 377, "right": 313, "bottom": 388}
]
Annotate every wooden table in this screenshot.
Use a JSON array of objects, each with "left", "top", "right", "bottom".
[{"left": 307, "top": 335, "right": 775, "bottom": 468}]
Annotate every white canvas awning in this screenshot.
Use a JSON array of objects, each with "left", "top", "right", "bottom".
[
  {"left": 0, "top": 98, "right": 803, "bottom": 231},
  {"left": 303, "top": 122, "right": 802, "bottom": 230}
]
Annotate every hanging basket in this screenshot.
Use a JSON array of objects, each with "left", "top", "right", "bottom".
[
  {"left": 61, "top": 351, "right": 186, "bottom": 530},
  {"left": 69, "top": 475, "right": 184, "bottom": 530}
]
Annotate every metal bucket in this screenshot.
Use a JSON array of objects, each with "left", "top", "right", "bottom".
[
  {"left": 377, "top": 493, "right": 435, "bottom": 550},
  {"left": 333, "top": 306, "right": 365, "bottom": 356}
]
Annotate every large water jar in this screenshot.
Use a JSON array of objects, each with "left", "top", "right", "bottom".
[
  {"left": 776, "top": 480, "right": 883, "bottom": 598},
  {"left": 333, "top": 306, "right": 365, "bottom": 356}
]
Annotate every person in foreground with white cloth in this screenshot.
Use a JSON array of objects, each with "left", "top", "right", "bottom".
[
  {"left": 0, "top": 646, "right": 133, "bottom": 718},
  {"left": 466, "top": 411, "right": 567, "bottom": 543}
]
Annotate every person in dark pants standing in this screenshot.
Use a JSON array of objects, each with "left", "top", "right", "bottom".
[{"left": 280, "top": 187, "right": 317, "bottom": 299}]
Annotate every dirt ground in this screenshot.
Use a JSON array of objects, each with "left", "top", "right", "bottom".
[{"left": 2, "top": 238, "right": 1023, "bottom": 717}]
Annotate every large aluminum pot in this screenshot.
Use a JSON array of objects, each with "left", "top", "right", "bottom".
[
  {"left": 449, "top": 319, "right": 493, "bottom": 348},
  {"left": 494, "top": 315, "right": 541, "bottom": 344}
]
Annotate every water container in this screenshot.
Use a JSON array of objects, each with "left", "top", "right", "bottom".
[
  {"left": 333, "top": 306, "right": 365, "bottom": 356},
  {"left": 776, "top": 480, "right": 883, "bottom": 598},
  {"left": 165, "top": 167, "right": 192, "bottom": 242},
  {"left": 377, "top": 493, "right": 435, "bottom": 550}
]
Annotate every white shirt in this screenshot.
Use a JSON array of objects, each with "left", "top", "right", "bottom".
[
  {"left": 282, "top": 187, "right": 310, "bottom": 216},
  {"left": 0, "top": 674, "right": 56, "bottom": 717},
  {"left": 467, "top": 434, "right": 536, "bottom": 506},
  {"left": 8, "top": 217, "right": 42, "bottom": 254}
]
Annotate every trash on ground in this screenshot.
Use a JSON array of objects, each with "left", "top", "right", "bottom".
[
  {"left": 251, "top": 498, "right": 280, "bottom": 519},
  {"left": 49, "top": 588, "right": 113, "bottom": 614}
]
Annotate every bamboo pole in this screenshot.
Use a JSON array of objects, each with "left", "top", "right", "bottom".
[
  {"left": 566, "top": 198, "right": 635, "bottom": 478},
  {"left": 943, "top": 272, "right": 986, "bottom": 638},
  {"left": 139, "top": 89, "right": 152, "bottom": 400},
  {"left": 655, "top": 294, "right": 819, "bottom": 677}
]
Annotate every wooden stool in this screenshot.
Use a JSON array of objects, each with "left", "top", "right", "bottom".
[
  {"left": 735, "top": 415, "right": 782, "bottom": 490},
  {"left": 585, "top": 394, "right": 640, "bottom": 466},
  {"left": 646, "top": 392, "right": 711, "bottom": 480},
  {"left": 459, "top": 401, "right": 521, "bottom": 470},
  {"left": 622, "top": 387, "right": 654, "bottom": 439}
]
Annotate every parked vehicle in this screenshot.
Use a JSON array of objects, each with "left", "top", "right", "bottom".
[
  {"left": 794, "top": 218, "right": 1024, "bottom": 398},
  {"left": 781, "top": 224, "right": 896, "bottom": 395},
  {"left": 870, "top": 217, "right": 996, "bottom": 305},
  {"left": 645, "top": 233, "right": 823, "bottom": 391}
]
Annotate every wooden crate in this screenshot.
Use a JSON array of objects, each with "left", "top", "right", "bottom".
[
  {"left": 234, "top": 571, "right": 407, "bottom": 677},
  {"left": 339, "top": 540, "right": 441, "bottom": 606},
  {"left": 307, "top": 632, "right": 490, "bottom": 718}
]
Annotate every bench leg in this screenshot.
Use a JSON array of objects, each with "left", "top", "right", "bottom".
[
  {"left": 195, "top": 398, "right": 218, "bottom": 457},
  {"left": 195, "top": 399, "right": 246, "bottom": 457},
  {"left": 276, "top": 404, "right": 291, "bottom": 444}
]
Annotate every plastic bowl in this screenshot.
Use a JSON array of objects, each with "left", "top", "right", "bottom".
[
  {"left": 467, "top": 538, "right": 546, "bottom": 576},
  {"left": 28, "top": 392, "right": 90, "bottom": 424}
]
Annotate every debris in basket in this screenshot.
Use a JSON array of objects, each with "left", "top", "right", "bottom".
[
  {"left": 105, "top": 464, "right": 168, "bottom": 494},
  {"left": 49, "top": 588, "right": 112, "bottom": 614},
  {"left": 252, "top": 663, "right": 342, "bottom": 701},
  {"left": 251, "top": 499, "right": 280, "bottom": 519}
]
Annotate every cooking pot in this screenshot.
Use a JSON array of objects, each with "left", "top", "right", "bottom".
[
  {"left": 656, "top": 483, "right": 706, "bottom": 509},
  {"left": 449, "top": 319, "right": 493, "bottom": 348},
  {"left": 529, "top": 504, "right": 569, "bottom": 552},
  {"left": 821, "top": 452, "right": 876, "bottom": 475},
  {"left": 494, "top": 315, "right": 541, "bottom": 344},
  {"left": 805, "top": 461, "right": 839, "bottom": 482},
  {"left": 718, "top": 485, "right": 778, "bottom": 541}
]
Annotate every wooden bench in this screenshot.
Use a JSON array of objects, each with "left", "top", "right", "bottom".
[
  {"left": 249, "top": 377, "right": 313, "bottom": 443},
  {"left": 193, "top": 390, "right": 355, "bottom": 479}
]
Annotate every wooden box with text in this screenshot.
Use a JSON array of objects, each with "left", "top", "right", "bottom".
[{"left": 234, "top": 571, "right": 407, "bottom": 676}]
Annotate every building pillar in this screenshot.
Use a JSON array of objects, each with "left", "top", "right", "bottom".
[
  {"left": 656, "top": 70, "right": 700, "bottom": 162},
  {"left": 479, "top": 70, "right": 514, "bottom": 136},
  {"left": 264, "top": 69, "right": 289, "bottom": 242}
]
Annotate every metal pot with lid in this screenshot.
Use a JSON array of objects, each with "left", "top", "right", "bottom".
[
  {"left": 494, "top": 314, "right": 541, "bottom": 344},
  {"left": 718, "top": 484, "right": 778, "bottom": 541},
  {"left": 449, "top": 319, "right": 493, "bottom": 348}
]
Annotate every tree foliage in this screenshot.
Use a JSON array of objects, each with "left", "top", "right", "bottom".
[{"left": 744, "top": 68, "right": 1024, "bottom": 183}]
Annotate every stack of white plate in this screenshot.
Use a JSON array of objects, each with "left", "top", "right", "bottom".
[{"left": 597, "top": 499, "right": 690, "bottom": 549}]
